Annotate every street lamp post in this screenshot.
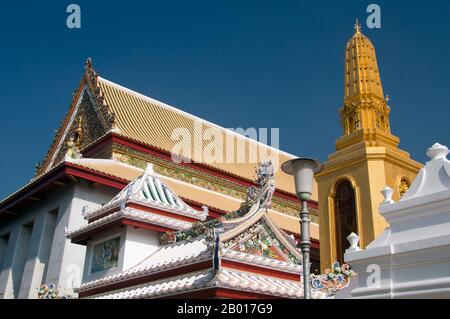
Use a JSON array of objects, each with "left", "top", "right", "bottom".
[{"left": 281, "top": 158, "right": 323, "bottom": 299}]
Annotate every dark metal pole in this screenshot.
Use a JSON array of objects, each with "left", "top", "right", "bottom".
[{"left": 300, "top": 199, "right": 311, "bottom": 299}]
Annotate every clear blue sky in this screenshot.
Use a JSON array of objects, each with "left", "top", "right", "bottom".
[{"left": 0, "top": 0, "right": 449, "bottom": 199}]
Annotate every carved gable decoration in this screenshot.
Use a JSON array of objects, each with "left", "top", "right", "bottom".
[
  {"left": 37, "top": 59, "right": 116, "bottom": 175},
  {"left": 222, "top": 219, "right": 300, "bottom": 264},
  {"left": 51, "top": 92, "right": 109, "bottom": 167}
]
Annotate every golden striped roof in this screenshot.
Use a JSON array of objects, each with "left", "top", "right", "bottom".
[{"left": 97, "top": 76, "right": 317, "bottom": 198}]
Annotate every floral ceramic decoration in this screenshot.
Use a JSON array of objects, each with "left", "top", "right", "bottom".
[
  {"left": 38, "top": 284, "right": 75, "bottom": 299},
  {"left": 310, "top": 261, "right": 355, "bottom": 297}
]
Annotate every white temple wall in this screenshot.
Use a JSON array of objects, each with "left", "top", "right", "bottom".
[
  {"left": 122, "top": 226, "right": 159, "bottom": 270},
  {"left": 46, "top": 181, "right": 117, "bottom": 297},
  {"left": 0, "top": 180, "right": 118, "bottom": 299},
  {"left": 0, "top": 202, "right": 40, "bottom": 299},
  {"left": 18, "top": 210, "right": 57, "bottom": 298},
  {"left": 0, "top": 225, "right": 32, "bottom": 298}
]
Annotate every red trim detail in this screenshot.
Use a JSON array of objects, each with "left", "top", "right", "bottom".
[
  {"left": 221, "top": 259, "right": 300, "bottom": 282},
  {"left": 122, "top": 218, "right": 175, "bottom": 233},
  {"left": 82, "top": 134, "right": 114, "bottom": 158},
  {"left": 215, "top": 288, "right": 285, "bottom": 299},
  {"left": 161, "top": 288, "right": 217, "bottom": 299},
  {"left": 65, "top": 164, "right": 127, "bottom": 190},
  {"left": 311, "top": 238, "right": 320, "bottom": 250},
  {"left": 70, "top": 219, "right": 123, "bottom": 244},
  {"left": 0, "top": 166, "right": 67, "bottom": 214},
  {"left": 126, "top": 202, "right": 200, "bottom": 223},
  {"left": 71, "top": 217, "right": 177, "bottom": 244},
  {"left": 161, "top": 287, "right": 287, "bottom": 299},
  {"left": 161, "top": 288, "right": 286, "bottom": 300},
  {"left": 111, "top": 135, "right": 251, "bottom": 185}
]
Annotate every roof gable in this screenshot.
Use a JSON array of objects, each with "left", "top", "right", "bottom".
[
  {"left": 37, "top": 59, "right": 115, "bottom": 175},
  {"left": 223, "top": 218, "right": 292, "bottom": 262}
]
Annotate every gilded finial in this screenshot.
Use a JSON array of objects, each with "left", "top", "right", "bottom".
[
  {"left": 85, "top": 57, "right": 92, "bottom": 70},
  {"left": 354, "top": 19, "right": 362, "bottom": 33}
]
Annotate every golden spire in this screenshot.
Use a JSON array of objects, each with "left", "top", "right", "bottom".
[
  {"left": 344, "top": 22, "right": 384, "bottom": 100},
  {"left": 339, "top": 23, "right": 391, "bottom": 137}
]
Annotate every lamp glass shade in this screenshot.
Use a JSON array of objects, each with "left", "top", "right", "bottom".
[{"left": 281, "top": 158, "right": 323, "bottom": 199}]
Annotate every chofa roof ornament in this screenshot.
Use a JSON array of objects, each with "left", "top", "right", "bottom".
[
  {"left": 398, "top": 143, "right": 450, "bottom": 202},
  {"left": 255, "top": 160, "right": 274, "bottom": 186}
]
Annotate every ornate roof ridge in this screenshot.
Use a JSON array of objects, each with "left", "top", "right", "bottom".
[
  {"left": 158, "top": 161, "right": 302, "bottom": 263},
  {"left": 66, "top": 207, "right": 193, "bottom": 240},
  {"left": 160, "top": 161, "right": 275, "bottom": 245},
  {"left": 82, "top": 163, "right": 208, "bottom": 221}
]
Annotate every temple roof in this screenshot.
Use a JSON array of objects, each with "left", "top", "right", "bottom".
[{"left": 36, "top": 59, "right": 318, "bottom": 198}]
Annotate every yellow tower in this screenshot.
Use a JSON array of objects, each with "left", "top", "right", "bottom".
[{"left": 315, "top": 22, "right": 422, "bottom": 271}]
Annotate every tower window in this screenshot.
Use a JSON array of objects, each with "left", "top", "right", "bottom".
[{"left": 334, "top": 180, "right": 357, "bottom": 264}]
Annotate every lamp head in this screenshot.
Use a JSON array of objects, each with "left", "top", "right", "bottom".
[{"left": 281, "top": 157, "right": 323, "bottom": 201}]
